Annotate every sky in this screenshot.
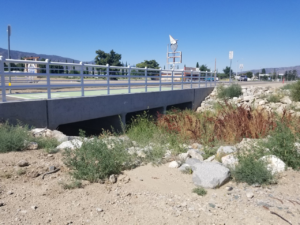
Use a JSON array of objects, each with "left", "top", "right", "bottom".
[{"left": 0, "top": 0, "right": 299, "bottom": 72}]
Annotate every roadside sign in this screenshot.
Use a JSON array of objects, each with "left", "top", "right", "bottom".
[
  {"left": 28, "top": 64, "right": 36, "bottom": 73},
  {"left": 229, "top": 51, "right": 233, "bottom": 59},
  {"left": 239, "top": 64, "right": 244, "bottom": 69}
]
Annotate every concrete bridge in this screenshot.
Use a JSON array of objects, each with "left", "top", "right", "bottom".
[{"left": 0, "top": 87, "right": 213, "bottom": 135}]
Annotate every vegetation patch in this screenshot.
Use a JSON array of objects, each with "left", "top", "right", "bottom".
[
  {"left": 60, "top": 180, "right": 83, "bottom": 190},
  {"left": 290, "top": 80, "right": 300, "bottom": 102},
  {"left": 267, "top": 94, "right": 281, "bottom": 103},
  {"left": 217, "top": 84, "right": 242, "bottom": 99},
  {"left": 192, "top": 187, "right": 207, "bottom": 196}
]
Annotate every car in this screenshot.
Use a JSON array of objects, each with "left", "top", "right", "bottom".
[{"left": 239, "top": 76, "right": 248, "bottom": 81}]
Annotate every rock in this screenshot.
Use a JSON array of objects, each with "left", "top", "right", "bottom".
[
  {"left": 243, "top": 96, "right": 254, "bottom": 102},
  {"left": 216, "top": 146, "right": 236, "bottom": 156},
  {"left": 31, "top": 206, "right": 37, "bottom": 210},
  {"left": 164, "top": 150, "right": 172, "bottom": 159},
  {"left": 96, "top": 208, "right": 103, "bottom": 212},
  {"left": 27, "top": 170, "right": 40, "bottom": 178},
  {"left": 169, "top": 161, "right": 180, "bottom": 168},
  {"left": 27, "top": 142, "right": 38, "bottom": 150},
  {"left": 246, "top": 192, "right": 254, "bottom": 199},
  {"left": 178, "top": 153, "right": 189, "bottom": 161},
  {"left": 186, "top": 158, "right": 202, "bottom": 167},
  {"left": 52, "top": 130, "right": 68, "bottom": 143},
  {"left": 294, "top": 142, "right": 300, "bottom": 154},
  {"left": 221, "top": 154, "right": 238, "bottom": 168},
  {"left": 0, "top": 202, "right": 4, "bottom": 207},
  {"left": 7, "top": 190, "right": 13, "bottom": 195},
  {"left": 258, "top": 100, "right": 266, "bottom": 105},
  {"left": 259, "top": 155, "right": 286, "bottom": 175},
  {"left": 191, "top": 143, "right": 203, "bottom": 150},
  {"left": 56, "top": 140, "right": 83, "bottom": 150},
  {"left": 225, "top": 186, "right": 233, "bottom": 191},
  {"left": 204, "top": 155, "right": 215, "bottom": 162},
  {"left": 178, "top": 164, "right": 192, "bottom": 172},
  {"left": 280, "top": 96, "right": 292, "bottom": 104},
  {"left": 31, "top": 128, "right": 52, "bottom": 138},
  {"left": 192, "top": 162, "right": 230, "bottom": 188},
  {"left": 109, "top": 174, "right": 117, "bottom": 184},
  {"left": 17, "top": 160, "right": 29, "bottom": 167},
  {"left": 187, "top": 149, "right": 204, "bottom": 161}
]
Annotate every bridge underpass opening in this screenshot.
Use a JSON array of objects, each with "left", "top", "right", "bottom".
[
  {"left": 166, "top": 102, "right": 192, "bottom": 111},
  {"left": 125, "top": 107, "right": 164, "bottom": 125},
  {"left": 57, "top": 114, "right": 123, "bottom": 136}
]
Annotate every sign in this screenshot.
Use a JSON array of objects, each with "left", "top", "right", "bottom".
[
  {"left": 229, "top": 51, "right": 233, "bottom": 59},
  {"left": 239, "top": 64, "right": 244, "bottom": 69},
  {"left": 28, "top": 64, "right": 36, "bottom": 73}
]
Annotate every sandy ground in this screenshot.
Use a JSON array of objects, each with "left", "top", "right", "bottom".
[{"left": 0, "top": 149, "right": 300, "bottom": 225}]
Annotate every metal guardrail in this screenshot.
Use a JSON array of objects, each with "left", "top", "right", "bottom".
[{"left": 0, "top": 57, "right": 218, "bottom": 102}]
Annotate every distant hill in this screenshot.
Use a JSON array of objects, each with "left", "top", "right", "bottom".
[
  {"left": 0, "top": 47, "right": 82, "bottom": 63},
  {"left": 240, "top": 66, "right": 300, "bottom": 77}
]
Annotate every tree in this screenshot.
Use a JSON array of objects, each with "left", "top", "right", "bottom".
[
  {"left": 261, "top": 68, "right": 266, "bottom": 74},
  {"left": 196, "top": 62, "right": 199, "bottom": 68},
  {"left": 136, "top": 60, "right": 159, "bottom": 69},
  {"left": 223, "top": 66, "right": 233, "bottom": 77},
  {"left": 199, "top": 64, "right": 210, "bottom": 72},
  {"left": 246, "top": 71, "right": 253, "bottom": 78},
  {"left": 95, "top": 49, "right": 122, "bottom": 66}
]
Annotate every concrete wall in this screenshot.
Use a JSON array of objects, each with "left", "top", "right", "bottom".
[{"left": 0, "top": 87, "right": 214, "bottom": 129}]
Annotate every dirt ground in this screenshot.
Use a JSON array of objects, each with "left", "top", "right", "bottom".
[{"left": 0, "top": 150, "right": 300, "bottom": 225}]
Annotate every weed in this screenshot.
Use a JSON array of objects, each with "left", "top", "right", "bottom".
[
  {"left": 60, "top": 180, "right": 83, "bottom": 189},
  {"left": 33, "top": 137, "right": 59, "bottom": 153},
  {"left": 290, "top": 80, "right": 300, "bottom": 101},
  {"left": 16, "top": 169, "right": 26, "bottom": 176},
  {"left": 0, "top": 171, "right": 12, "bottom": 179},
  {"left": 0, "top": 122, "right": 30, "bottom": 153},
  {"left": 217, "top": 84, "right": 242, "bottom": 99},
  {"left": 231, "top": 154, "right": 274, "bottom": 185},
  {"left": 63, "top": 138, "right": 133, "bottom": 183},
  {"left": 192, "top": 187, "right": 207, "bottom": 196},
  {"left": 281, "top": 83, "right": 294, "bottom": 90},
  {"left": 267, "top": 94, "right": 281, "bottom": 103},
  {"left": 182, "top": 167, "right": 193, "bottom": 174}
]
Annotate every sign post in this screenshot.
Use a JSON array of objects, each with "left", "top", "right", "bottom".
[{"left": 229, "top": 51, "right": 233, "bottom": 82}]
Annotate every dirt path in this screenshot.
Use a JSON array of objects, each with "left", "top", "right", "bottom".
[{"left": 0, "top": 150, "right": 299, "bottom": 225}]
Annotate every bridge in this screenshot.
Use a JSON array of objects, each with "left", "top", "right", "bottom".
[{"left": 0, "top": 57, "right": 217, "bottom": 134}]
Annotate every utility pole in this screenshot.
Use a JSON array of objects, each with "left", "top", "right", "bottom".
[
  {"left": 229, "top": 51, "right": 233, "bottom": 82},
  {"left": 7, "top": 25, "right": 11, "bottom": 94}
]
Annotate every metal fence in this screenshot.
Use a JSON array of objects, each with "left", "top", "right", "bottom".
[{"left": 0, "top": 57, "right": 218, "bottom": 102}]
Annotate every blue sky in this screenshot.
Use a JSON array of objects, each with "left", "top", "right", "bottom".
[{"left": 0, "top": 0, "right": 299, "bottom": 72}]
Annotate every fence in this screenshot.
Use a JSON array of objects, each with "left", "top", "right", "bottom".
[{"left": 0, "top": 57, "right": 219, "bottom": 102}]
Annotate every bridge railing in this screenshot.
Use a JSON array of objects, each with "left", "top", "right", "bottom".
[{"left": 0, "top": 57, "right": 219, "bottom": 102}]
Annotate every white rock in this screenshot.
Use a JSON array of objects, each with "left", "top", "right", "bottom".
[
  {"left": 109, "top": 174, "right": 117, "bottom": 184},
  {"left": 96, "top": 208, "right": 103, "bottom": 212},
  {"left": 217, "top": 146, "right": 236, "bottom": 156},
  {"left": 187, "top": 149, "right": 203, "bottom": 161},
  {"left": 56, "top": 140, "right": 83, "bottom": 150},
  {"left": 178, "top": 153, "right": 189, "bottom": 161},
  {"left": 243, "top": 96, "right": 254, "bottom": 102},
  {"left": 280, "top": 96, "right": 292, "bottom": 104},
  {"left": 27, "top": 142, "right": 38, "bottom": 150},
  {"left": 178, "top": 163, "right": 192, "bottom": 172},
  {"left": 295, "top": 142, "right": 300, "bottom": 154},
  {"left": 221, "top": 154, "right": 238, "bottom": 168},
  {"left": 164, "top": 150, "right": 172, "bottom": 159},
  {"left": 204, "top": 155, "right": 215, "bottom": 162},
  {"left": 17, "top": 160, "right": 29, "bottom": 167},
  {"left": 31, "top": 128, "right": 52, "bottom": 138},
  {"left": 31, "top": 206, "right": 37, "bottom": 210},
  {"left": 258, "top": 100, "right": 266, "bottom": 105},
  {"left": 168, "top": 161, "right": 180, "bottom": 168},
  {"left": 52, "top": 130, "right": 68, "bottom": 143},
  {"left": 259, "top": 155, "right": 286, "bottom": 175},
  {"left": 246, "top": 192, "right": 254, "bottom": 199}
]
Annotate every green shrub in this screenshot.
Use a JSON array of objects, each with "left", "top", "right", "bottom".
[
  {"left": 217, "top": 84, "right": 242, "bottom": 99},
  {"left": 33, "top": 136, "right": 59, "bottom": 153},
  {"left": 261, "top": 121, "right": 300, "bottom": 170},
  {"left": 231, "top": 154, "right": 274, "bottom": 185},
  {"left": 290, "top": 80, "right": 300, "bottom": 101},
  {"left": 267, "top": 94, "right": 281, "bottom": 103},
  {"left": 63, "top": 138, "right": 133, "bottom": 182},
  {"left": 192, "top": 187, "right": 207, "bottom": 196},
  {"left": 0, "top": 122, "right": 30, "bottom": 153},
  {"left": 281, "top": 83, "right": 294, "bottom": 90}
]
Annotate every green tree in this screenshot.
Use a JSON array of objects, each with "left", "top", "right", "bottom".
[
  {"left": 196, "top": 62, "right": 199, "bottom": 68},
  {"left": 199, "top": 64, "right": 210, "bottom": 72},
  {"left": 95, "top": 49, "right": 122, "bottom": 66},
  {"left": 223, "top": 66, "right": 233, "bottom": 77},
  {"left": 136, "top": 60, "right": 159, "bottom": 69},
  {"left": 261, "top": 68, "right": 266, "bottom": 74},
  {"left": 246, "top": 71, "right": 253, "bottom": 78}
]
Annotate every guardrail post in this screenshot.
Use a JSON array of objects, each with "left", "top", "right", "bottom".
[
  {"left": 128, "top": 65, "right": 131, "bottom": 93},
  {"left": 181, "top": 70, "right": 184, "bottom": 90},
  {"left": 80, "top": 62, "right": 84, "bottom": 97},
  {"left": 106, "top": 64, "right": 110, "bottom": 95},
  {"left": 171, "top": 69, "right": 174, "bottom": 91},
  {"left": 198, "top": 71, "right": 201, "bottom": 88},
  {"left": 205, "top": 71, "right": 208, "bottom": 87},
  {"left": 159, "top": 68, "right": 162, "bottom": 91},
  {"left": 190, "top": 70, "right": 193, "bottom": 89},
  {"left": 145, "top": 67, "right": 147, "bottom": 92},
  {"left": 0, "top": 56, "right": 6, "bottom": 102},
  {"left": 45, "top": 59, "right": 51, "bottom": 99}
]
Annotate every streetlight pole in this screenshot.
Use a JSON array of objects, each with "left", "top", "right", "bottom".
[{"left": 7, "top": 25, "right": 11, "bottom": 94}]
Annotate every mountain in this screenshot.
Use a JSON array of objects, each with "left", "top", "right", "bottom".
[{"left": 0, "top": 47, "right": 82, "bottom": 63}]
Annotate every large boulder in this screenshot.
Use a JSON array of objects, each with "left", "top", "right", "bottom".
[
  {"left": 187, "top": 149, "right": 204, "bottom": 161},
  {"left": 192, "top": 162, "right": 230, "bottom": 189},
  {"left": 52, "top": 130, "right": 68, "bottom": 143},
  {"left": 185, "top": 158, "right": 202, "bottom": 167},
  {"left": 280, "top": 96, "right": 292, "bottom": 104},
  {"left": 31, "top": 128, "right": 52, "bottom": 138},
  {"left": 56, "top": 140, "right": 83, "bottom": 150},
  {"left": 259, "top": 155, "right": 286, "bottom": 175}
]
